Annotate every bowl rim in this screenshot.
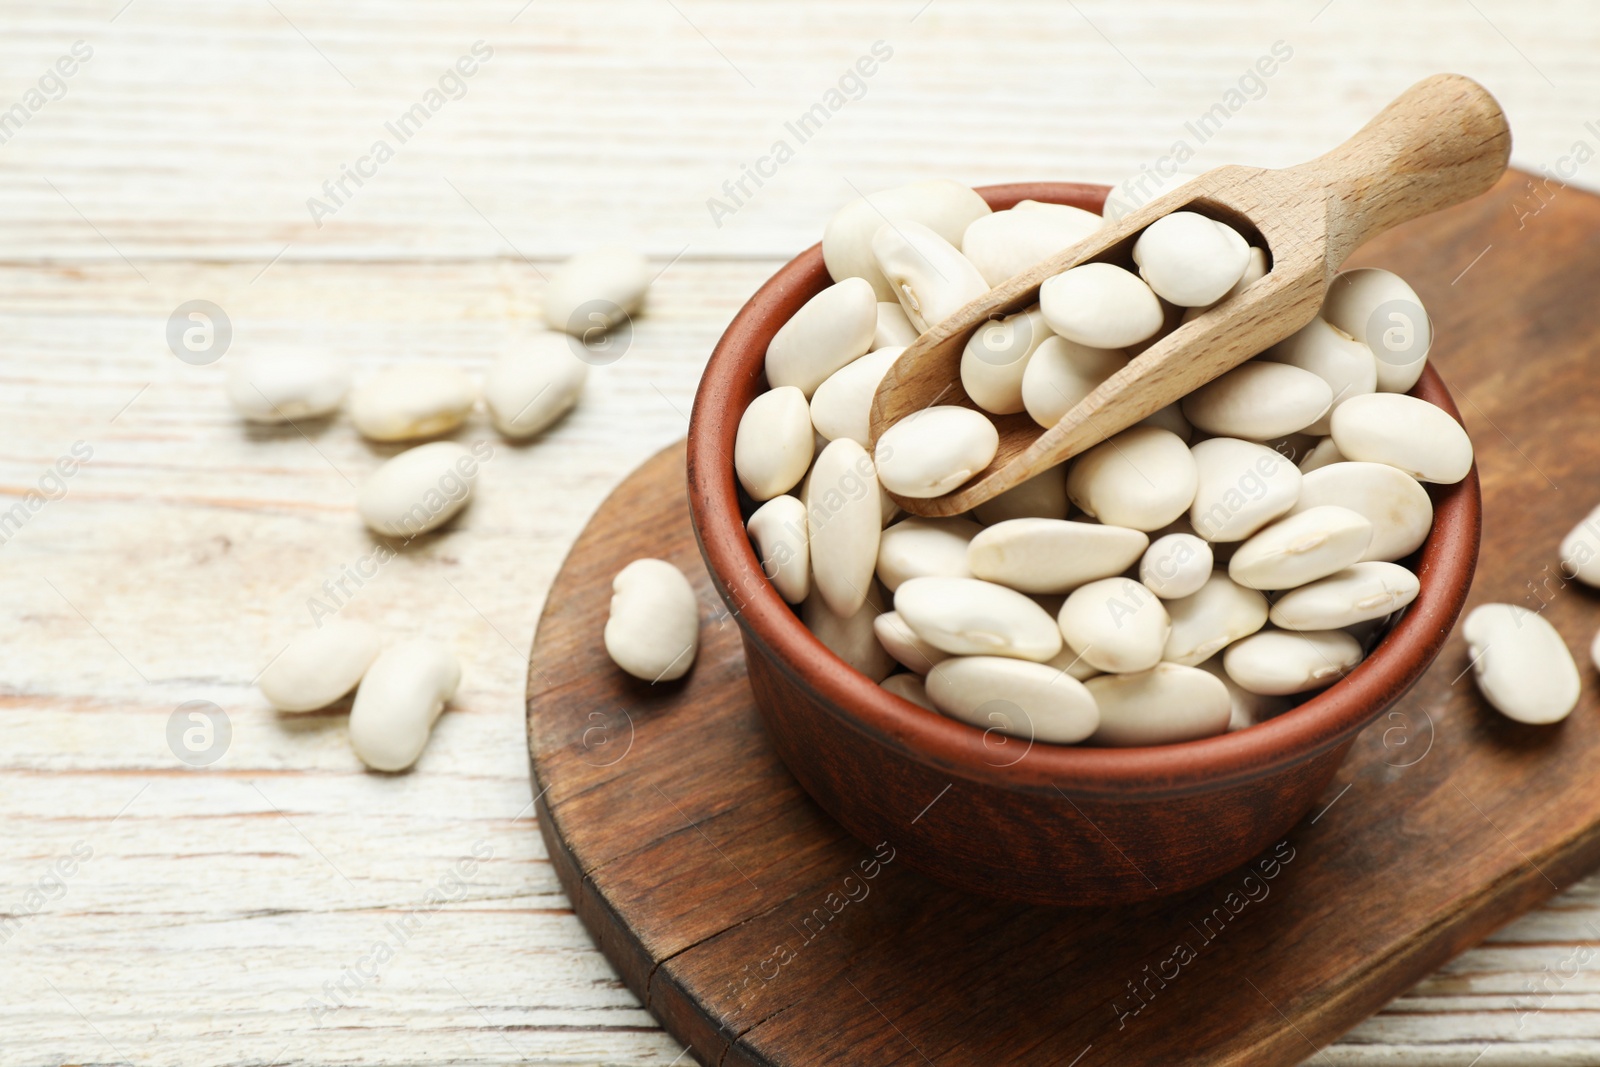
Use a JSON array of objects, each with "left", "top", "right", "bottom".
[{"left": 687, "top": 180, "right": 1481, "bottom": 798}]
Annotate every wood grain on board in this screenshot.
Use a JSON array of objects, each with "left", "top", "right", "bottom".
[{"left": 527, "top": 170, "right": 1600, "bottom": 1066}]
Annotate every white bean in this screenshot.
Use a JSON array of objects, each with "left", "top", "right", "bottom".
[
  {"left": 874, "top": 406, "right": 998, "bottom": 499},
  {"left": 873, "top": 611, "right": 949, "bottom": 674},
  {"left": 871, "top": 221, "right": 990, "bottom": 333},
  {"left": 541, "top": 246, "right": 650, "bottom": 336},
  {"left": 358, "top": 441, "right": 482, "bottom": 538},
  {"left": 349, "top": 639, "right": 461, "bottom": 772},
  {"left": 1020, "top": 335, "right": 1129, "bottom": 429},
  {"left": 1163, "top": 571, "right": 1269, "bottom": 667},
  {"left": 1560, "top": 505, "right": 1600, "bottom": 587},
  {"left": 961, "top": 308, "right": 1054, "bottom": 415},
  {"left": 1057, "top": 577, "right": 1171, "bottom": 674},
  {"left": 1268, "top": 561, "right": 1420, "bottom": 631},
  {"left": 483, "top": 334, "right": 589, "bottom": 439},
  {"left": 1196, "top": 657, "right": 1292, "bottom": 731},
  {"left": 1188, "top": 437, "right": 1302, "bottom": 542},
  {"left": 1298, "top": 437, "right": 1346, "bottom": 474},
  {"left": 1223, "top": 629, "right": 1363, "bottom": 695},
  {"left": 1329, "top": 393, "right": 1473, "bottom": 485},
  {"left": 1322, "top": 268, "right": 1431, "bottom": 394},
  {"left": 258, "top": 619, "right": 380, "bottom": 712},
  {"left": 226, "top": 352, "right": 349, "bottom": 423},
  {"left": 746, "top": 495, "right": 810, "bottom": 604},
  {"left": 1181, "top": 362, "right": 1333, "bottom": 441},
  {"left": 960, "top": 202, "right": 1103, "bottom": 286},
  {"left": 764, "top": 278, "right": 878, "bottom": 397},
  {"left": 895, "top": 576, "right": 1062, "bottom": 661},
  {"left": 823, "top": 181, "right": 992, "bottom": 301},
  {"left": 968, "top": 518, "right": 1148, "bottom": 595},
  {"left": 972, "top": 468, "right": 1070, "bottom": 525},
  {"left": 1228, "top": 505, "right": 1373, "bottom": 590},
  {"left": 1039, "top": 263, "right": 1164, "bottom": 349},
  {"left": 1463, "top": 604, "right": 1581, "bottom": 724},
  {"left": 874, "top": 302, "right": 919, "bottom": 349},
  {"left": 1130, "top": 211, "right": 1251, "bottom": 307},
  {"left": 1139, "top": 533, "right": 1213, "bottom": 599},
  {"left": 807, "top": 439, "right": 883, "bottom": 617},
  {"left": 1086, "top": 663, "right": 1231, "bottom": 746},
  {"left": 810, "top": 346, "right": 903, "bottom": 445},
  {"left": 1138, "top": 402, "right": 1194, "bottom": 441},
  {"left": 1180, "top": 247, "right": 1269, "bottom": 323},
  {"left": 1260, "top": 318, "right": 1377, "bottom": 435},
  {"left": 349, "top": 363, "right": 478, "bottom": 442},
  {"left": 604, "top": 558, "right": 700, "bottom": 682},
  {"left": 880, "top": 672, "right": 934, "bottom": 709},
  {"left": 1288, "top": 461, "right": 1433, "bottom": 562},
  {"left": 803, "top": 589, "right": 895, "bottom": 681},
  {"left": 735, "top": 386, "right": 815, "bottom": 500},
  {"left": 876, "top": 516, "right": 980, "bottom": 592},
  {"left": 925, "top": 656, "right": 1099, "bottom": 744},
  {"left": 1066, "top": 425, "right": 1197, "bottom": 531}
]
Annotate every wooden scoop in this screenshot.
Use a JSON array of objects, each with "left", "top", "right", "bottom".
[{"left": 867, "top": 73, "right": 1511, "bottom": 518}]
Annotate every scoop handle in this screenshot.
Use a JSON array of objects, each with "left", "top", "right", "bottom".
[{"left": 1296, "top": 73, "right": 1511, "bottom": 265}]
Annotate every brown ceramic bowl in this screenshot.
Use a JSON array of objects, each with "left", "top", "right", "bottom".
[{"left": 686, "top": 181, "right": 1481, "bottom": 907}]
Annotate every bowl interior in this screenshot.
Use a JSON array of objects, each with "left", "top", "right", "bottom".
[{"left": 687, "top": 181, "right": 1481, "bottom": 798}]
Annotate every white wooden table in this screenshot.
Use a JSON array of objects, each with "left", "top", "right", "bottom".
[{"left": 4, "top": 2, "right": 1600, "bottom": 1063}]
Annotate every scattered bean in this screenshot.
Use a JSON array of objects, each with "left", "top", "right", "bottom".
[
  {"left": 484, "top": 334, "right": 588, "bottom": 439},
  {"left": 604, "top": 558, "right": 700, "bottom": 682},
  {"left": 258, "top": 619, "right": 380, "bottom": 712},
  {"left": 541, "top": 246, "right": 651, "bottom": 336},
  {"left": 227, "top": 352, "right": 349, "bottom": 423},
  {"left": 348, "top": 639, "right": 461, "bottom": 771},
  {"left": 349, "top": 363, "right": 478, "bottom": 442},
  {"left": 1463, "top": 604, "right": 1580, "bottom": 724},
  {"left": 358, "top": 441, "right": 480, "bottom": 538}
]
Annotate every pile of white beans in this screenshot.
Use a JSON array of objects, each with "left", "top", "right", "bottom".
[
  {"left": 722, "top": 177, "right": 1481, "bottom": 748},
  {"left": 239, "top": 248, "right": 651, "bottom": 769}
]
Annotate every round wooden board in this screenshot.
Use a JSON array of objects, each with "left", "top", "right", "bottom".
[{"left": 527, "top": 172, "right": 1600, "bottom": 1067}]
